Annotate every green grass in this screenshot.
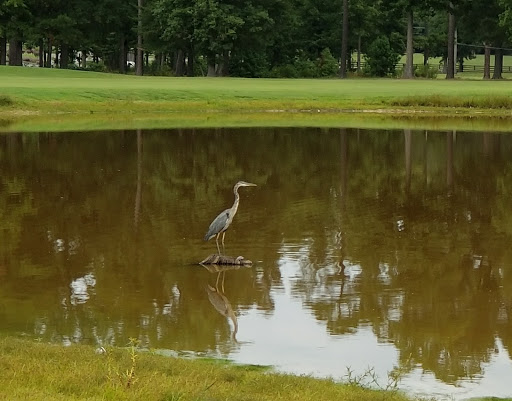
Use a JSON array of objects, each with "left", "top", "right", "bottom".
[
  {"left": 0, "top": 336, "right": 413, "bottom": 401},
  {"left": 2, "top": 65, "right": 512, "bottom": 132}
]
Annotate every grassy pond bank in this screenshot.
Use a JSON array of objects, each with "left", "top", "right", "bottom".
[{"left": 2, "top": 66, "right": 512, "bottom": 132}]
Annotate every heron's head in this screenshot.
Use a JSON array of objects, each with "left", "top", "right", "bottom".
[{"left": 235, "top": 181, "right": 257, "bottom": 189}]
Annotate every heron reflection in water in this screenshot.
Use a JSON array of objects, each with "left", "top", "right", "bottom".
[
  {"left": 204, "top": 181, "right": 257, "bottom": 255},
  {"left": 205, "top": 267, "right": 239, "bottom": 342}
]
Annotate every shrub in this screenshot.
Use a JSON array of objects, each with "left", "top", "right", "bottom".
[
  {"left": 268, "top": 64, "right": 299, "bottom": 78},
  {"left": 85, "top": 62, "right": 107, "bottom": 72},
  {"left": 194, "top": 56, "right": 207, "bottom": 76},
  {"left": 295, "top": 57, "right": 318, "bottom": 78},
  {"left": 365, "top": 36, "right": 400, "bottom": 77},
  {"left": 414, "top": 64, "right": 438, "bottom": 79},
  {"left": 147, "top": 60, "right": 174, "bottom": 76},
  {"left": 229, "top": 52, "right": 269, "bottom": 78},
  {"left": 317, "top": 48, "right": 338, "bottom": 77}
]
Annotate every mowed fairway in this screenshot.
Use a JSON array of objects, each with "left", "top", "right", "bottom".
[{"left": 2, "top": 65, "right": 512, "bottom": 109}]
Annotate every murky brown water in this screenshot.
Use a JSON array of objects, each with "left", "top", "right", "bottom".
[{"left": 1, "top": 128, "right": 511, "bottom": 399}]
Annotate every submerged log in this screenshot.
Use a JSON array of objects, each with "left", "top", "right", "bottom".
[{"left": 200, "top": 254, "right": 252, "bottom": 266}]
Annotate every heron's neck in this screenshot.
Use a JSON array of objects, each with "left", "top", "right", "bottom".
[{"left": 231, "top": 187, "right": 241, "bottom": 214}]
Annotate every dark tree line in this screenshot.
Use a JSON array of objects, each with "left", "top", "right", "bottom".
[{"left": 1, "top": 0, "right": 512, "bottom": 78}]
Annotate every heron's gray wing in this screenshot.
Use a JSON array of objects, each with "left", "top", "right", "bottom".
[{"left": 204, "top": 209, "right": 230, "bottom": 241}]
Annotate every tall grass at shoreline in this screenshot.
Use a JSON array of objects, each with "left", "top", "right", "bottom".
[{"left": 391, "top": 94, "right": 512, "bottom": 108}]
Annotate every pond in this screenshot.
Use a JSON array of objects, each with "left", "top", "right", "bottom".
[{"left": 1, "top": 127, "right": 511, "bottom": 400}]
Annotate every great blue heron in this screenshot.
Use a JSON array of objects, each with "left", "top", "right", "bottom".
[{"left": 204, "top": 181, "right": 256, "bottom": 255}]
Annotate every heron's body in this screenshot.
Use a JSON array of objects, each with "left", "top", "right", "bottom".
[{"left": 204, "top": 181, "right": 256, "bottom": 254}]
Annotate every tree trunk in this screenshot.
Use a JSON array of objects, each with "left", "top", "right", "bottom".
[
  {"left": 446, "top": 3, "right": 455, "bottom": 79},
  {"left": 356, "top": 34, "right": 361, "bottom": 72},
  {"left": 403, "top": 9, "right": 414, "bottom": 79},
  {"left": 154, "top": 52, "right": 161, "bottom": 72},
  {"left": 186, "top": 49, "right": 194, "bottom": 76},
  {"left": 423, "top": 22, "right": 429, "bottom": 65},
  {"left": 492, "top": 47, "right": 503, "bottom": 79},
  {"left": 0, "top": 37, "right": 6, "bottom": 65},
  {"left": 82, "top": 50, "right": 87, "bottom": 68},
  {"left": 60, "top": 44, "right": 69, "bottom": 68},
  {"left": 38, "top": 39, "right": 44, "bottom": 67},
  {"left": 483, "top": 43, "right": 490, "bottom": 80},
  {"left": 207, "top": 54, "right": 216, "bottom": 77},
  {"left": 119, "top": 35, "right": 126, "bottom": 73},
  {"left": 454, "top": 29, "right": 457, "bottom": 74},
  {"left": 46, "top": 37, "right": 53, "bottom": 68},
  {"left": 340, "top": 0, "right": 349, "bottom": 78},
  {"left": 218, "top": 50, "right": 229, "bottom": 76},
  {"left": 136, "top": 0, "right": 144, "bottom": 76},
  {"left": 8, "top": 39, "right": 22, "bottom": 66},
  {"left": 175, "top": 49, "right": 185, "bottom": 76}
]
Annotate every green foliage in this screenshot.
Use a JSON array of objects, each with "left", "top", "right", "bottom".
[
  {"left": 295, "top": 53, "right": 318, "bottom": 78},
  {"left": 365, "top": 36, "right": 401, "bottom": 77},
  {"left": 317, "top": 48, "right": 339, "bottom": 77},
  {"left": 267, "top": 49, "right": 338, "bottom": 78},
  {"left": 268, "top": 63, "right": 299, "bottom": 78},
  {"left": 85, "top": 62, "right": 107, "bottom": 73},
  {"left": 147, "top": 60, "right": 174, "bottom": 77},
  {"left": 414, "top": 64, "right": 438, "bottom": 78},
  {"left": 229, "top": 52, "right": 270, "bottom": 78}
]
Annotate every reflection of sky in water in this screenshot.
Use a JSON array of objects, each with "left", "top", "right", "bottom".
[
  {"left": 400, "top": 338, "right": 512, "bottom": 400},
  {"left": 227, "top": 247, "right": 512, "bottom": 401},
  {"left": 70, "top": 273, "right": 96, "bottom": 305}
]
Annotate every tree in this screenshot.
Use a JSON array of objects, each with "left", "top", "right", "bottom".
[
  {"left": 1, "top": 0, "right": 33, "bottom": 66},
  {"left": 136, "top": 0, "right": 143, "bottom": 75},
  {"left": 349, "top": 0, "right": 380, "bottom": 72},
  {"left": 446, "top": 1, "right": 456, "bottom": 78},
  {"left": 192, "top": 0, "right": 244, "bottom": 76},
  {"left": 365, "top": 35, "right": 400, "bottom": 76},
  {"left": 462, "top": 0, "right": 507, "bottom": 79},
  {"left": 415, "top": 10, "right": 447, "bottom": 66},
  {"left": 403, "top": 6, "right": 414, "bottom": 78},
  {"left": 340, "top": 0, "right": 349, "bottom": 78}
]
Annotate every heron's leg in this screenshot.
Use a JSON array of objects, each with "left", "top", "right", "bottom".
[
  {"left": 216, "top": 271, "right": 221, "bottom": 289},
  {"left": 221, "top": 271, "right": 225, "bottom": 293},
  {"left": 221, "top": 231, "right": 226, "bottom": 254},
  {"left": 215, "top": 234, "right": 221, "bottom": 255}
]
